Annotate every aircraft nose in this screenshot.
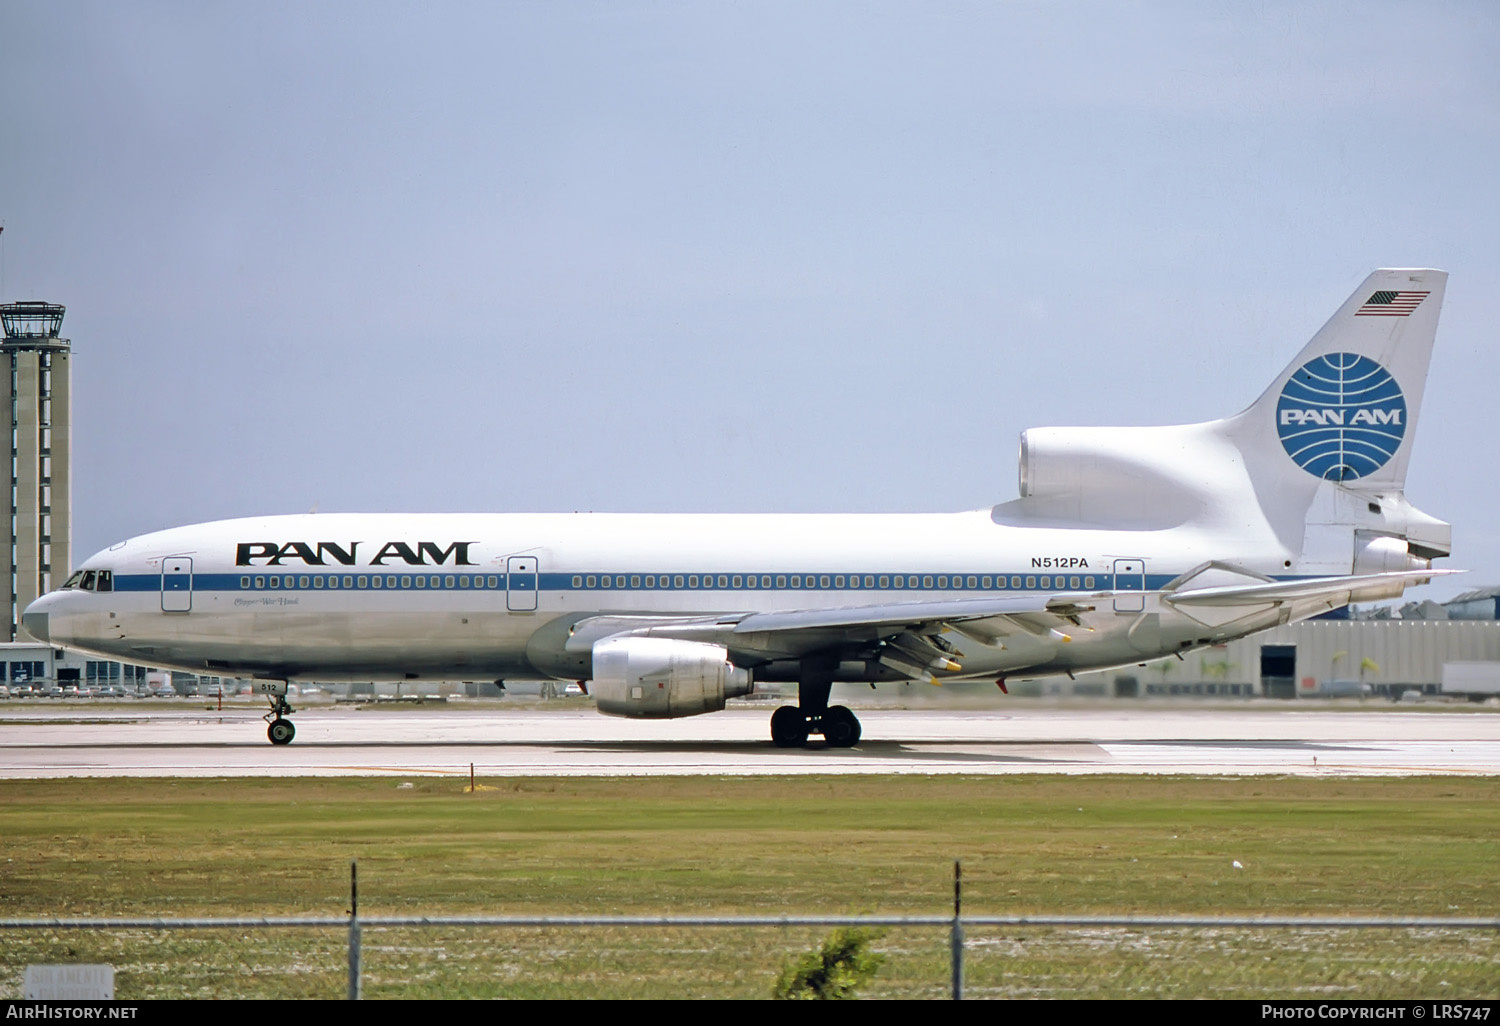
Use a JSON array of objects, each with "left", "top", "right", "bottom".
[
  {"left": 22, "top": 609, "right": 49, "bottom": 642},
  {"left": 21, "top": 594, "right": 52, "bottom": 642}
]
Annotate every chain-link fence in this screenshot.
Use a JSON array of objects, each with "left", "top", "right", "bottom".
[{"left": 4, "top": 913, "right": 1497, "bottom": 999}]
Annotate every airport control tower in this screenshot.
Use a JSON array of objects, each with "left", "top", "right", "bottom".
[{"left": 0, "top": 302, "right": 70, "bottom": 642}]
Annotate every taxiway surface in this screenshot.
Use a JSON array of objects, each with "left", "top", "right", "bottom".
[{"left": 1, "top": 702, "right": 1498, "bottom": 778}]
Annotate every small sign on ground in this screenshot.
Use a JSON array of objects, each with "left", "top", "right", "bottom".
[{"left": 23, "top": 964, "right": 115, "bottom": 999}]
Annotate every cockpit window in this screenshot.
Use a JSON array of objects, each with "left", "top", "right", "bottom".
[{"left": 61, "top": 569, "right": 113, "bottom": 592}]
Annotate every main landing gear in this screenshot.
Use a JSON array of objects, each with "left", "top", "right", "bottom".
[
  {"left": 264, "top": 692, "right": 296, "bottom": 746},
  {"left": 769, "top": 654, "right": 862, "bottom": 749},
  {"left": 771, "top": 703, "right": 861, "bottom": 748}
]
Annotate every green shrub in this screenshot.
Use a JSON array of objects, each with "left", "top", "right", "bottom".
[{"left": 772, "top": 928, "right": 884, "bottom": 1000}]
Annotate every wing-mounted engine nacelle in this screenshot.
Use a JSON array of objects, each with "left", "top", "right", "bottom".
[{"left": 592, "top": 637, "right": 753, "bottom": 719}]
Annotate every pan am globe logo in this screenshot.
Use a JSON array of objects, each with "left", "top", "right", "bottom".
[{"left": 1276, "top": 353, "right": 1406, "bottom": 481}]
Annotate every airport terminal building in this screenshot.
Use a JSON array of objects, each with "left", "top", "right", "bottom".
[
  {"left": 1138, "top": 616, "right": 1500, "bottom": 700},
  {"left": 1062, "top": 590, "right": 1500, "bottom": 701}
]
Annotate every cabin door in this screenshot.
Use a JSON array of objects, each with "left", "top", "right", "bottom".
[
  {"left": 161, "top": 557, "right": 193, "bottom": 613},
  {"left": 1112, "top": 558, "right": 1145, "bottom": 613},
  {"left": 506, "top": 556, "right": 538, "bottom": 612}
]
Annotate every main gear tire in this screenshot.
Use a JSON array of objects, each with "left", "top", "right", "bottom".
[
  {"left": 821, "top": 705, "right": 861, "bottom": 748},
  {"left": 770, "top": 705, "right": 810, "bottom": 748}
]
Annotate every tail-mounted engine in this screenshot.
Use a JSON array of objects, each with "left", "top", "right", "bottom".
[{"left": 1016, "top": 424, "right": 1241, "bottom": 528}]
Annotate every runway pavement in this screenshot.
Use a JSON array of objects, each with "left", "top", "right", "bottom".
[{"left": 2, "top": 700, "right": 1498, "bottom": 778}]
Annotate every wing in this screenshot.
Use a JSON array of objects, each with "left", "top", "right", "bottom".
[
  {"left": 558, "top": 566, "right": 1457, "bottom": 682},
  {"left": 562, "top": 593, "right": 1098, "bottom": 682}
]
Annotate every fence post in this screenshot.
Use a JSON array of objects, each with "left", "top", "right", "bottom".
[
  {"left": 348, "top": 860, "right": 362, "bottom": 1000},
  {"left": 950, "top": 859, "right": 964, "bottom": 1000}
]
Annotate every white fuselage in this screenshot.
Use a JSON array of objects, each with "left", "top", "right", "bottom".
[
  {"left": 26, "top": 271, "right": 1459, "bottom": 691},
  {"left": 16, "top": 269, "right": 1457, "bottom": 749},
  {"left": 27, "top": 508, "right": 1299, "bottom": 685}
]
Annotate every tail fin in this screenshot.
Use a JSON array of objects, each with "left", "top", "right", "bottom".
[
  {"left": 1002, "top": 269, "right": 1450, "bottom": 573},
  {"left": 1224, "top": 268, "right": 1450, "bottom": 572},
  {"left": 1228, "top": 268, "right": 1446, "bottom": 493}
]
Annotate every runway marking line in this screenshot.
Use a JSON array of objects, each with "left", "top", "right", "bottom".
[{"left": 334, "top": 766, "right": 468, "bottom": 774}]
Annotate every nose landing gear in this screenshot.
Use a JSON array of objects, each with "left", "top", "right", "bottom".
[
  {"left": 264, "top": 692, "right": 297, "bottom": 745},
  {"left": 267, "top": 716, "right": 296, "bottom": 745}
]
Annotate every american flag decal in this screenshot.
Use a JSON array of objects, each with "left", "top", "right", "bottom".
[{"left": 1355, "top": 290, "right": 1429, "bottom": 317}]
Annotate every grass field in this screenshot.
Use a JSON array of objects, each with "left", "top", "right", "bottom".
[{"left": 2, "top": 775, "right": 1497, "bottom": 998}]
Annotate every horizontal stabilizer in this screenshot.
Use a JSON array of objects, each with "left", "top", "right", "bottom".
[{"left": 1164, "top": 569, "right": 1460, "bottom": 608}]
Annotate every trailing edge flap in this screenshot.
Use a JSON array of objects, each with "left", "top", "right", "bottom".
[
  {"left": 564, "top": 595, "right": 1100, "bottom": 653},
  {"left": 732, "top": 594, "right": 1095, "bottom": 635}
]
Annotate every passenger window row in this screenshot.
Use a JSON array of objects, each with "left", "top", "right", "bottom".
[
  {"left": 565, "top": 573, "right": 1097, "bottom": 591},
  {"left": 121, "top": 571, "right": 1106, "bottom": 594},
  {"left": 239, "top": 574, "right": 502, "bottom": 591}
]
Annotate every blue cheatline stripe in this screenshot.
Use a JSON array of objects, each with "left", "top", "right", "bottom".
[{"left": 107, "top": 569, "right": 1182, "bottom": 595}]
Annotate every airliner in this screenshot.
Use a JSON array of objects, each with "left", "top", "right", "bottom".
[{"left": 24, "top": 269, "right": 1454, "bottom": 747}]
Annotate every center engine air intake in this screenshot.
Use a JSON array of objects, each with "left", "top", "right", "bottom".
[
  {"left": 591, "top": 636, "right": 753, "bottom": 719},
  {"left": 1016, "top": 423, "right": 1243, "bottom": 527}
]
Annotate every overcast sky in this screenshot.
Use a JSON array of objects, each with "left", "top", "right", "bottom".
[{"left": 2, "top": 2, "right": 1496, "bottom": 600}]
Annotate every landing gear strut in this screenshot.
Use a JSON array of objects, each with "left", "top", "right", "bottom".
[
  {"left": 264, "top": 692, "right": 296, "bottom": 746},
  {"left": 769, "top": 654, "right": 862, "bottom": 748}
]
